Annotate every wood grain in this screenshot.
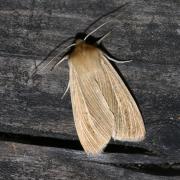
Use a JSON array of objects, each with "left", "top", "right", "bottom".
[
  {"left": 0, "top": 0, "right": 180, "bottom": 178},
  {"left": 0, "top": 141, "right": 180, "bottom": 179}
]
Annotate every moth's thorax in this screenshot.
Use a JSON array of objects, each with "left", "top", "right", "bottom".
[
  {"left": 70, "top": 40, "right": 98, "bottom": 58},
  {"left": 69, "top": 40, "right": 102, "bottom": 71}
]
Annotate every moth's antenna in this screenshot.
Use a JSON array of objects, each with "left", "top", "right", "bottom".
[
  {"left": 84, "top": 20, "right": 112, "bottom": 41},
  {"left": 84, "top": 3, "right": 129, "bottom": 41},
  {"left": 32, "top": 43, "right": 75, "bottom": 76},
  {"left": 84, "top": 3, "right": 129, "bottom": 33},
  {"left": 32, "top": 37, "right": 74, "bottom": 74}
]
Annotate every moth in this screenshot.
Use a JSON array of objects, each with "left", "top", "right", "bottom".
[{"left": 35, "top": 21, "right": 146, "bottom": 155}]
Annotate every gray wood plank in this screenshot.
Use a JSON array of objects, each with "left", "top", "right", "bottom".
[
  {"left": 0, "top": 0, "right": 180, "bottom": 169},
  {"left": 0, "top": 141, "right": 179, "bottom": 180}
]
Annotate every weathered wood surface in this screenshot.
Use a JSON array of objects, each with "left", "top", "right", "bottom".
[
  {"left": 0, "top": 0, "right": 180, "bottom": 179},
  {"left": 0, "top": 141, "right": 180, "bottom": 180}
]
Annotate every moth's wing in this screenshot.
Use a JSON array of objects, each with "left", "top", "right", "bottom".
[
  {"left": 100, "top": 53, "right": 146, "bottom": 141},
  {"left": 69, "top": 61, "right": 114, "bottom": 155}
]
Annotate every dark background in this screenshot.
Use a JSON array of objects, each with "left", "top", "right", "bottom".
[{"left": 0, "top": 0, "right": 180, "bottom": 179}]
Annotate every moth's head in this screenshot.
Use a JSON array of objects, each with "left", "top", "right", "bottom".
[
  {"left": 75, "top": 39, "right": 84, "bottom": 45},
  {"left": 68, "top": 34, "right": 100, "bottom": 59},
  {"left": 74, "top": 33, "right": 98, "bottom": 45}
]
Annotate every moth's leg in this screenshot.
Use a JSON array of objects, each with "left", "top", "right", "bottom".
[
  {"left": 97, "top": 31, "right": 112, "bottom": 44},
  {"left": 84, "top": 20, "right": 112, "bottom": 41},
  {"left": 104, "top": 53, "right": 133, "bottom": 64},
  {"left": 98, "top": 32, "right": 132, "bottom": 64},
  {"left": 61, "top": 80, "right": 70, "bottom": 99},
  {"left": 51, "top": 55, "right": 68, "bottom": 71}
]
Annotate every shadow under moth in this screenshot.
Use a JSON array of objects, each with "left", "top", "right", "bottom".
[{"left": 34, "top": 13, "right": 146, "bottom": 155}]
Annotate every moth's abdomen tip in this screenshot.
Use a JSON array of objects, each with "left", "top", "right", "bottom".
[{"left": 85, "top": 149, "right": 103, "bottom": 156}]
